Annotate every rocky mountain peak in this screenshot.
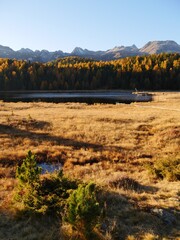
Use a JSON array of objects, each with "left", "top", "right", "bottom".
[
  {"left": 18, "top": 48, "right": 34, "bottom": 53},
  {"left": 0, "top": 40, "right": 179, "bottom": 62},
  {"left": 140, "top": 40, "right": 180, "bottom": 54},
  {"left": 71, "top": 47, "right": 85, "bottom": 55}
]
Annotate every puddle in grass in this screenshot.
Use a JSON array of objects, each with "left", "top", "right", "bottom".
[{"left": 38, "top": 163, "right": 62, "bottom": 174}]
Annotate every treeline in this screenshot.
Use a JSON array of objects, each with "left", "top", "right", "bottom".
[{"left": 0, "top": 53, "right": 180, "bottom": 91}]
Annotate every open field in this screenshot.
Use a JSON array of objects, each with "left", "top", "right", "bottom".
[{"left": 0, "top": 92, "right": 180, "bottom": 239}]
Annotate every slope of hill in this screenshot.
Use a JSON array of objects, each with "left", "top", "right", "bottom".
[{"left": 140, "top": 40, "right": 180, "bottom": 54}]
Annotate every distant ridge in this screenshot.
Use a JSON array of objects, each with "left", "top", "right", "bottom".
[
  {"left": 140, "top": 40, "right": 180, "bottom": 54},
  {"left": 0, "top": 40, "right": 180, "bottom": 62}
]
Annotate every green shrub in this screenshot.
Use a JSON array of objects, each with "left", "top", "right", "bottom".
[
  {"left": 16, "top": 150, "right": 41, "bottom": 188},
  {"left": 38, "top": 170, "right": 77, "bottom": 214},
  {"left": 65, "top": 182, "right": 101, "bottom": 239},
  {"left": 15, "top": 151, "right": 42, "bottom": 211},
  {"left": 15, "top": 151, "right": 77, "bottom": 214},
  {"left": 146, "top": 157, "right": 180, "bottom": 181}
]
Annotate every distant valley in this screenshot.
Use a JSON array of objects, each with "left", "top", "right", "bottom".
[{"left": 0, "top": 40, "right": 180, "bottom": 62}]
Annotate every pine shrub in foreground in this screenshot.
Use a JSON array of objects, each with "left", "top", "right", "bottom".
[
  {"left": 15, "top": 151, "right": 102, "bottom": 238},
  {"left": 65, "top": 182, "right": 101, "bottom": 239},
  {"left": 15, "top": 151, "right": 77, "bottom": 214},
  {"left": 15, "top": 150, "right": 42, "bottom": 211}
]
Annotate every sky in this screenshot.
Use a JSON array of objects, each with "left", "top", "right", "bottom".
[{"left": 0, "top": 0, "right": 180, "bottom": 52}]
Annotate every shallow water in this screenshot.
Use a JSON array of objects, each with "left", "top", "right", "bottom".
[{"left": 38, "top": 162, "right": 62, "bottom": 174}]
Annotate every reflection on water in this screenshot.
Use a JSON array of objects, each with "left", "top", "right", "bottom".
[
  {"left": 38, "top": 162, "right": 62, "bottom": 174},
  {"left": 0, "top": 91, "right": 152, "bottom": 104}
]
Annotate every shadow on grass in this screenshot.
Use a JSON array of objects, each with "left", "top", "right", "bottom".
[
  {"left": 16, "top": 119, "right": 53, "bottom": 131},
  {"left": 0, "top": 122, "right": 101, "bottom": 149},
  {"left": 0, "top": 190, "right": 178, "bottom": 240},
  {"left": 98, "top": 189, "right": 179, "bottom": 239},
  {"left": 0, "top": 122, "right": 127, "bottom": 157},
  {"left": 0, "top": 177, "right": 178, "bottom": 240},
  {"left": 108, "top": 176, "right": 159, "bottom": 194},
  {"left": 0, "top": 210, "right": 61, "bottom": 240}
]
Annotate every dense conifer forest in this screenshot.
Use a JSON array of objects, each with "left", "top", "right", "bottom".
[{"left": 0, "top": 53, "right": 179, "bottom": 91}]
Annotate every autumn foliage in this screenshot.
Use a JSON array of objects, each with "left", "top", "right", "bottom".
[{"left": 0, "top": 53, "right": 179, "bottom": 91}]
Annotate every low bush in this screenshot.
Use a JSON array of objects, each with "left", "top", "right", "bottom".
[
  {"left": 15, "top": 150, "right": 42, "bottom": 211},
  {"left": 16, "top": 150, "right": 41, "bottom": 188},
  {"left": 38, "top": 170, "right": 77, "bottom": 214},
  {"left": 15, "top": 151, "right": 77, "bottom": 214},
  {"left": 109, "top": 176, "right": 140, "bottom": 191},
  {"left": 146, "top": 157, "right": 180, "bottom": 181},
  {"left": 65, "top": 182, "right": 101, "bottom": 239},
  {"left": 15, "top": 151, "right": 102, "bottom": 238}
]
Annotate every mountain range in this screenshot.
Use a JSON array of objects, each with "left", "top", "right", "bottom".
[{"left": 0, "top": 40, "right": 180, "bottom": 62}]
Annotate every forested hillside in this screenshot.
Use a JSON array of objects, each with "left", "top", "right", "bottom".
[{"left": 0, "top": 53, "right": 179, "bottom": 91}]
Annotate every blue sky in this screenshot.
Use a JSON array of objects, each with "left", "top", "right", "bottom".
[{"left": 1, "top": 0, "right": 180, "bottom": 52}]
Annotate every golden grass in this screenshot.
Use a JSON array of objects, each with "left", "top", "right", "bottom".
[{"left": 0, "top": 92, "right": 180, "bottom": 239}]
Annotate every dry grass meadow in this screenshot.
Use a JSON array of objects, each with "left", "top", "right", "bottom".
[{"left": 0, "top": 92, "right": 179, "bottom": 239}]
